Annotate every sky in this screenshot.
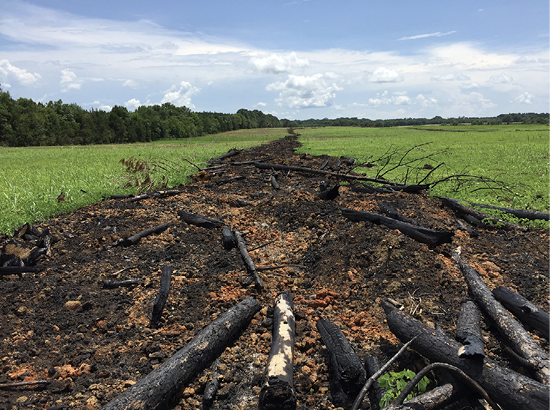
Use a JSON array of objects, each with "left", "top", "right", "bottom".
[{"left": 0, "top": 1, "right": 548, "bottom": 120}]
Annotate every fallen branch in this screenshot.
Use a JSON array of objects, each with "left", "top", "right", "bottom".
[
  {"left": 221, "top": 226, "right": 236, "bottom": 250},
  {"left": 101, "top": 296, "right": 261, "bottom": 410},
  {"left": 458, "top": 258, "right": 550, "bottom": 384},
  {"left": 0, "top": 265, "right": 45, "bottom": 276},
  {"left": 492, "top": 286, "right": 550, "bottom": 341},
  {"left": 316, "top": 318, "right": 366, "bottom": 397},
  {"left": 0, "top": 380, "right": 52, "bottom": 389},
  {"left": 456, "top": 300, "right": 485, "bottom": 358},
  {"left": 150, "top": 266, "right": 173, "bottom": 328},
  {"left": 342, "top": 208, "right": 454, "bottom": 246},
  {"left": 363, "top": 356, "right": 385, "bottom": 410},
  {"left": 209, "top": 148, "right": 242, "bottom": 164},
  {"left": 378, "top": 201, "right": 419, "bottom": 226},
  {"left": 382, "top": 300, "right": 549, "bottom": 410},
  {"left": 468, "top": 202, "right": 550, "bottom": 221},
  {"left": 270, "top": 175, "right": 280, "bottom": 190},
  {"left": 102, "top": 279, "right": 139, "bottom": 289},
  {"left": 177, "top": 211, "right": 224, "bottom": 229},
  {"left": 112, "top": 223, "right": 173, "bottom": 247},
  {"left": 233, "top": 229, "right": 264, "bottom": 290},
  {"left": 202, "top": 358, "right": 221, "bottom": 410},
  {"left": 214, "top": 175, "right": 245, "bottom": 185},
  {"left": 259, "top": 290, "right": 296, "bottom": 410},
  {"left": 383, "top": 382, "right": 462, "bottom": 410}
]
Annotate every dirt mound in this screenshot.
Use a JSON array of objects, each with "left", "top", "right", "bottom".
[{"left": 1, "top": 136, "right": 548, "bottom": 409}]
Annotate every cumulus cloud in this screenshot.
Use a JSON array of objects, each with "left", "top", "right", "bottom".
[
  {"left": 254, "top": 102, "right": 267, "bottom": 108},
  {"left": 460, "top": 82, "right": 481, "bottom": 90},
  {"left": 398, "top": 31, "right": 456, "bottom": 41},
  {"left": 369, "top": 67, "right": 403, "bottom": 83},
  {"left": 489, "top": 73, "right": 513, "bottom": 84},
  {"left": 515, "top": 92, "right": 534, "bottom": 104},
  {"left": 416, "top": 94, "right": 438, "bottom": 107},
  {"left": 123, "top": 79, "right": 142, "bottom": 88},
  {"left": 125, "top": 98, "right": 141, "bottom": 110},
  {"left": 266, "top": 73, "right": 342, "bottom": 108},
  {"left": 431, "top": 72, "right": 470, "bottom": 81},
  {"left": 161, "top": 81, "right": 199, "bottom": 108},
  {"left": 250, "top": 52, "right": 309, "bottom": 74},
  {"left": 60, "top": 68, "right": 81, "bottom": 91},
  {"left": 368, "top": 91, "right": 411, "bottom": 107},
  {"left": 0, "top": 60, "right": 41, "bottom": 85}
]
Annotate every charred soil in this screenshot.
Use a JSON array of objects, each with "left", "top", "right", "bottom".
[{"left": 1, "top": 136, "right": 548, "bottom": 409}]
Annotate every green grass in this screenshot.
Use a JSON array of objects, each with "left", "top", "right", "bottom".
[
  {"left": 0, "top": 128, "right": 286, "bottom": 235},
  {"left": 295, "top": 124, "right": 549, "bottom": 228}
]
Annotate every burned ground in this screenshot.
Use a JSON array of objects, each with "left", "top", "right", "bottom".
[{"left": 1, "top": 135, "right": 548, "bottom": 409}]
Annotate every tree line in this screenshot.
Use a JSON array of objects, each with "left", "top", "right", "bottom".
[
  {"left": 0, "top": 88, "right": 547, "bottom": 147},
  {"left": 0, "top": 88, "right": 280, "bottom": 147}
]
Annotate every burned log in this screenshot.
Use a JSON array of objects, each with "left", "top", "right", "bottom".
[
  {"left": 209, "top": 148, "right": 242, "bottom": 163},
  {"left": 468, "top": 202, "right": 550, "bottom": 221},
  {"left": 102, "top": 279, "right": 139, "bottom": 289},
  {"left": 318, "top": 184, "right": 340, "bottom": 201},
  {"left": 316, "top": 318, "right": 366, "bottom": 397},
  {"left": 112, "top": 223, "right": 173, "bottom": 247},
  {"left": 492, "top": 286, "right": 550, "bottom": 341},
  {"left": 456, "top": 300, "right": 485, "bottom": 358},
  {"left": 342, "top": 208, "right": 453, "bottom": 246},
  {"left": 177, "top": 211, "right": 224, "bottom": 229},
  {"left": 382, "top": 300, "right": 549, "bottom": 410},
  {"left": 458, "top": 258, "right": 550, "bottom": 384},
  {"left": 440, "top": 197, "right": 527, "bottom": 231},
  {"left": 383, "top": 382, "right": 462, "bottom": 410},
  {"left": 363, "top": 356, "right": 385, "bottom": 410},
  {"left": 214, "top": 175, "right": 245, "bottom": 185},
  {"left": 233, "top": 229, "right": 264, "bottom": 290},
  {"left": 378, "top": 201, "right": 419, "bottom": 226},
  {"left": 270, "top": 175, "right": 280, "bottom": 190},
  {"left": 254, "top": 162, "right": 390, "bottom": 184},
  {"left": 259, "top": 290, "right": 296, "bottom": 410},
  {"left": 203, "top": 359, "right": 221, "bottom": 410},
  {"left": 0, "top": 265, "right": 45, "bottom": 276},
  {"left": 222, "top": 226, "right": 236, "bottom": 250},
  {"left": 350, "top": 183, "right": 394, "bottom": 194},
  {"left": 380, "top": 184, "right": 430, "bottom": 193},
  {"left": 101, "top": 296, "right": 261, "bottom": 410},
  {"left": 150, "top": 266, "right": 173, "bottom": 328}
]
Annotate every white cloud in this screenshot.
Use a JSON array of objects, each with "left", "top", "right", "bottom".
[
  {"left": 431, "top": 72, "right": 470, "bottom": 81},
  {"left": 266, "top": 73, "right": 342, "bottom": 108},
  {"left": 123, "top": 79, "right": 142, "bottom": 88},
  {"left": 98, "top": 105, "right": 112, "bottom": 112},
  {"left": 254, "top": 102, "right": 267, "bottom": 108},
  {"left": 489, "top": 73, "right": 513, "bottom": 84},
  {"left": 416, "top": 94, "right": 438, "bottom": 107},
  {"left": 369, "top": 67, "right": 403, "bottom": 83},
  {"left": 161, "top": 81, "right": 199, "bottom": 108},
  {"left": 460, "top": 82, "right": 480, "bottom": 90},
  {"left": 60, "top": 68, "right": 81, "bottom": 91},
  {"left": 0, "top": 59, "right": 41, "bottom": 85},
  {"left": 125, "top": 98, "right": 142, "bottom": 110},
  {"left": 250, "top": 52, "right": 309, "bottom": 74},
  {"left": 515, "top": 92, "right": 534, "bottom": 104},
  {"left": 398, "top": 31, "right": 456, "bottom": 41},
  {"left": 2, "top": 83, "right": 11, "bottom": 89},
  {"left": 368, "top": 91, "right": 411, "bottom": 107}
]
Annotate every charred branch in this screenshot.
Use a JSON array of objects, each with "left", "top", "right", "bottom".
[
  {"left": 222, "top": 226, "right": 236, "bottom": 250},
  {"left": 382, "top": 300, "right": 549, "bottom": 410},
  {"left": 342, "top": 208, "right": 454, "bottom": 246},
  {"left": 177, "top": 211, "right": 224, "bottom": 229},
  {"left": 233, "top": 229, "right": 264, "bottom": 290},
  {"left": 458, "top": 258, "right": 550, "bottom": 384},
  {"left": 112, "top": 223, "right": 173, "bottom": 247},
  {"left": 456, "top": 300, "right": 485, "bottom": 358},
  {"left": 378, "top": 202, "right": 419, "bottom": 226},
  {"left": 209, "top": 148, "right": 242, "bottom": 164},
  {"left": 102, "top": 279, "right": 139, "bottom": 289},
  {"left": 363, "top": 356, "right": 385, "bottom": 410},
  {"left": 259, "top": 290, "right": 296, "bottom": 410},
  {"left": 468, "top": 202, "right": 550, "bottom": 221},
  {"left": 150, "top": 266, "right": 173, "bottom": 328},
  {"left": 492, "top": 286, "right": 550, "bottom": 341},
  {"left": 316, "top": 318, "right": 366, "bottom": 397},
  {"left": 0, "top": 265, "right": 45, "bottom": 276},
  {"left": 101, "top": 296, "right": 261, "bottom": 410}
]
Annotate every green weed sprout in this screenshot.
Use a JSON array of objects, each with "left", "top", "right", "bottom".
[{"left": 378, "top": 369, "right": 430, "bottom": 407}]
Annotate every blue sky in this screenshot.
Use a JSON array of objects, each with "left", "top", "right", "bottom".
[{"left": 1, "top": 0, "right": 548, "bottom": 120}]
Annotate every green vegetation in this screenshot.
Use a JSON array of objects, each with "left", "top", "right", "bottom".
[
  {"left": 0, "top": 129, "right": 286, "bottom": 235},
  {"left": 378, "top": 369, "right": 430, "bottom": 407},
  {"left": 296, "top": 125, "right": 549, "bottom": 228}
]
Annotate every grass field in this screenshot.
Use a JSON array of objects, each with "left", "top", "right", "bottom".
[
  {"left": 0, "top": 128, "right": 287, "bottom": 235},
  {"left": 0, "top": 125, "right": 548, "bottom": 235}
]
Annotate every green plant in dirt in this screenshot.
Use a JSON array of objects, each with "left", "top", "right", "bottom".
[
  {"left": 117, "top": 156, "right": 180, "bottom": 193},
  {"left": 378, "top": 369, "right": 430, "bottom": 407}
]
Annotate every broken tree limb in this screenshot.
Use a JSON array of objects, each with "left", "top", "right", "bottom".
[
  {"left": 456, "top": 300, "right": 485, "bottom": 358},
  {"left": 378, "top": 201, "right": 419, "bottom": 226},
  {"left": 150, "top": 266, "right": 173, "bottom": 328},
  {"left": 102, "top": 279, "right": 139, "bottom": 289},
  {"left": 101, "top": 296, "right": 261, "bottom": 410},
  {"left": 221, "top": 226, "right": 236, "bottom": 250},
  {"left": 342, "top": 208, "right": 454, "bottom": 246},
  {"left": 363, "top": 356, "right": 385, "bottom": 410},
  {"left": 0, "top": 380, "right": 52, "bottom": 389},
  {"left": 492, "top": 286, "right": 550, "bottom": 341},
  {"left": 177, "top": 211, "right": 224, "bottom": 229},
  {"left": 0, "top": 265, "right": 45, "bottom": 276},
  {"left": 113, "top": 223, "right": 173, "bottom": 247},
  {"left": 270, "top": 175, "right": 280, "bottom": 190},
  {"left": 350, "top": 336, "right": 418, "bottom": 410},
  {"left": 381, "top": 300, "right": 549, "bottom": 410},
  {"left": 393, "top": 363, "right": 498, "bottom": 410},
  {"left": 214, "top": 175, "right": 245, "bottom": 185},
  {"left": 383, "top": 382, "right": 462, "bottom": 410},
  {"left": 208, "top": 148, "right": 242, "bottom": 163},
  {"left": 203, "top": 358, "right": 221, "bottom": 410},
  {"left": 233, "top": 229, "right": 264, "bottom": 290},
  {"left": 380, "top": 183, "right": 430, "bottom": 193},
  {"left": 439, "top": 197, "right": 527, "bottom": 231},
  {"left": 458, "top": 258, "right": 550, "bottom": 384},
  {"left": 259, "top": 290, "right": 296, "bottom": 410},
  {"left": 467, "top": 202, "right": 550, "bottom": 221},
  {"left": 254, "top": 162, "right": 391, "bottom": 184},
  {"left": 316, "top": 318, "right": 366, "bottom": 397}
]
